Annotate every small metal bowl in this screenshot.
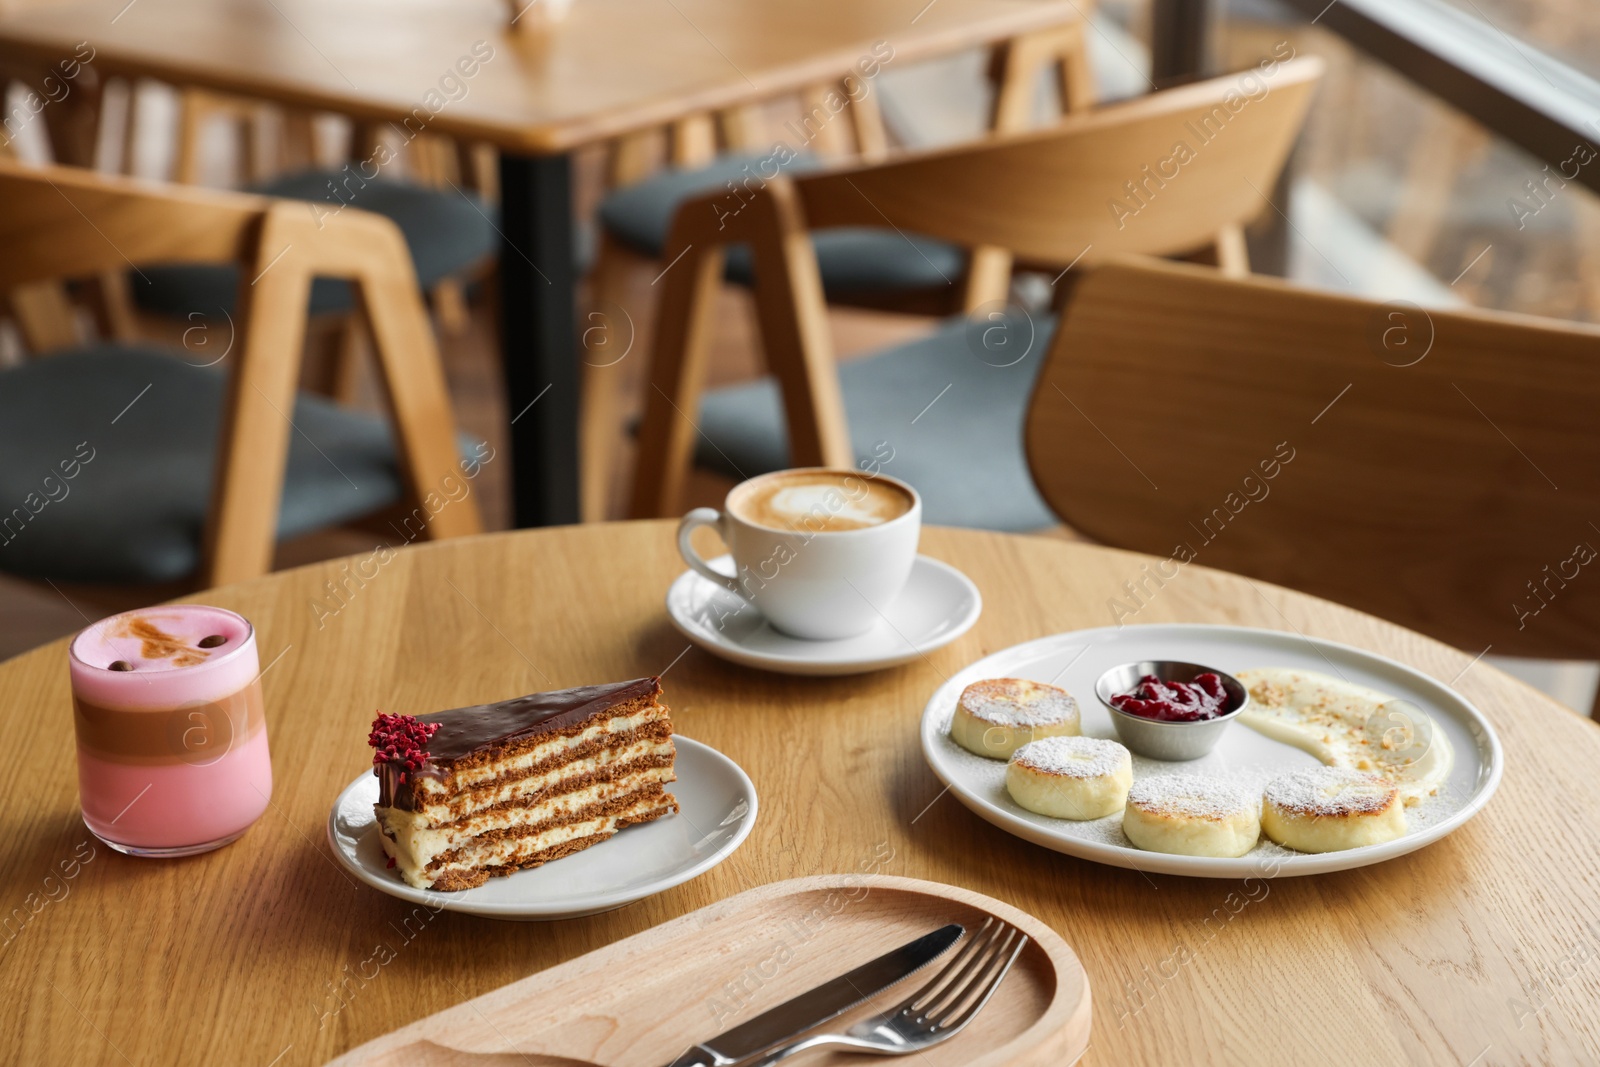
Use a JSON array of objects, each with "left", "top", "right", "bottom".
[{"left": 1095, "top": 660, "right": 1249, "bottom": 761}]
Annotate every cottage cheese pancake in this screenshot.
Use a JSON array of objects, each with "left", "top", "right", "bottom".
[
  {"left": 1261, "top": 766, "right": 1406, "bottom": 852},
  {"left": 950, "top": 678, "right": 1080, "bottom": 759},
  {"left": 1235, "top": 667, "right": 1453, "bottom": 805},
  {"left": 1006, "top": 736, "right": 1131, "bottom": 820},
  {"left": 1123, "top": 774, "right": 1262, "bottom": 857}
]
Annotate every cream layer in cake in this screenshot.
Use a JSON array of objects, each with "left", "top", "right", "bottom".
[
  {"left": 378, "top": 763, "right": 676, "bottom": 871},
  {"left": 405, "top": 730, "right": 674, "bottom": 823},
  {"left": 380, "top": 790, "right": 678, "bottom": 889}
]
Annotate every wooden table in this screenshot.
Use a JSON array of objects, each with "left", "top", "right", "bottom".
[
  {"left": 0, "top": 0, "right": 1077, "bottom": 527},
  {"left": 6, "top": 523, "right": 1599, "bottom": 1065}
]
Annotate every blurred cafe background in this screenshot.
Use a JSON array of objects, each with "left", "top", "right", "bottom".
[{"left": 0, "top": 0, "right": 1596, "bottom": 713}]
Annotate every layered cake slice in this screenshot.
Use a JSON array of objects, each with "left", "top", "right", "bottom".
[{"left": 368, "top": 678, "right": 678, "bottom": 890}]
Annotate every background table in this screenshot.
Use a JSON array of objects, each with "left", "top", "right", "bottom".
[
  {"left": 4, "top": 523, "right": 1598, "bottom": 1064},
  {"left": 0, "top": 0, "right": 1077, "bottom": 528}
]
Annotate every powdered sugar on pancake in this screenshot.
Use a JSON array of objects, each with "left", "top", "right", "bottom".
[
  {"left": 1011, "top": 736, "right": 1128, "bottom": 779},
  {"left": 1127, "top": 774, "right": 1260, "bottom": 821},
  {"left": 1264, "top": 766, "right": 1397, "bottom": 816},
  {"left": 958, "top": 679, "right": 1078, "bottom": 727}
]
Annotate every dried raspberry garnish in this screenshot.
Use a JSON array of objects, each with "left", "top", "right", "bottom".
[{"left": 367, "top": 712, "right": 441, "bottom": 771}]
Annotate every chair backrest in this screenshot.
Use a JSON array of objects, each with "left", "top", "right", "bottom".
[
  {"left": 791, "top": 54, "right": 1321, "bottom": 265},
  {"left": 607, "top": 17, "right": 1096, "bottom": 189},
  {"left": 1025, "top": 257, "right": 1600, "bottom": 664},
  {"left": 628, "top": 58, "right": 1323, "bottom": 518},
  {"left": 0, "top": 158, "right": 481, "bottom": 585}
]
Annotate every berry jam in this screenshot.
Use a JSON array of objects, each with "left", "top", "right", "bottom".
[{"left": 1110, "top": 673, "right": 1232, "bottom": 722}]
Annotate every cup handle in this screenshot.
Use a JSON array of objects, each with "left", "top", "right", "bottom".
[{"left": 678, "top": 508, "right": 747, "bottom": 599}]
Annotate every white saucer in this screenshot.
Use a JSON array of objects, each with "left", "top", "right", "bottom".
[
  {"left": 326, "top": 736, "right": 757, "bottom": 920},
  {"left": 665, "top": 554, "right": 982, "bottom": 676}
]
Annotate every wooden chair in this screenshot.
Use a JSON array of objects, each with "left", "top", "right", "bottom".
[
  {"left": 627, "top": 58, "right": 1324, "bottom": 525},
  {"left": 0, "top": 158, "right": 481, "bottom": 589},
  {"left": 95, "top": 81, "right": 497, "bottom": 403},
  {"left": 581, "top": 19, "right": 1098, "bottom": 521},
  {"left": 1024, "top": 256, "right": 1600, "bottom": 715}
]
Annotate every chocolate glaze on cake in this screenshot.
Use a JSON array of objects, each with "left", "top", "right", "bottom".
[{"left": 377, "top": 677, "right": 661, "bottom": 807}]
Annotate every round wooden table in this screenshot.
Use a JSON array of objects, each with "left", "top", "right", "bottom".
[{"left": 6, "top": 523, "right": 1598, "bottom": 1065}]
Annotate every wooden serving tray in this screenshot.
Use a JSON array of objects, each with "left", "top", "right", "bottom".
[{"left": 328, "top": 874, "right": 1091, "bottom": 1067}]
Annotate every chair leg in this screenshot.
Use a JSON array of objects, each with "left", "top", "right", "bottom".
[
  {"left": 1056, "top": 22, "right": 1096, "bottom": 115},
  {"left": 430, "top": 276, "right": 471, "bottom": 336},
  {"left": 717, "top": 105, "right": 764, "bottom": 153},
  {"left": 800, "top": 83, "right": 853, "bottom": 159},
  {"left": 606, "top": 129, "right": 660, "bottom": 188},
  {"left": 331, "top": 313, "right": 367, "bottom": 405},
  {"left": 989, "top": 22, "right": 1096, "bottom": 132},
  {"left": 280, "top": 108, "right": 318, "bottom": 173},
  {"left": 986, "top": 37, "right": 1036, "bottom": 133},
  {"left": 88, "top": 270, "right": 140, "bottom": 342},
  {"left": 8, "top": 283, "right": 80, "bottom": 353},
  {"left": 628, "top": 242, "right": 727, "bottom": 518},
  {"left": 580, "top": 234, "right": 645, "bottom": 522},
  {"left": 845, "top": 78, "right": 889, "bottom": 163},
  {"left": 670, "top": 114, "right": 717, "bottom": 167},
  {"left": 205, "top": 211, "right": 315, "bottom": 586},
  {"left": 173, "top": 89, "right": 210, "bottom": 185},
  {"left": 1213, "top": 225, "right": 1250, "bottom": 278},
  {"left": 459, "top": 142, "right": 499, "bottom": 203},
  {"left": 746, "top": 181, "right": 852, "bottom": 472},
  {"left": 351, "top": 263, "right": 483, "bottom": 544},
  {"left": 579, "top": 360, "right": 622, "bottom": 523},
  {"left": 963, "top": 246, "right": 1014, "bottom": 312}
]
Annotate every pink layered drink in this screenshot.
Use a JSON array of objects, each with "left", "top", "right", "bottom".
[{"left": 68, "top": 605, "right": 272, "bottom": 856}]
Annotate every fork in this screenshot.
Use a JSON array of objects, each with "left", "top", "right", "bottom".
[{"left": 737, "top": 917, "right": 1028, "bottom": 1066}]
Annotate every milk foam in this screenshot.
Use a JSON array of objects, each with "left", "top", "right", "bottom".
[
  {"left": 70, "top": 605, "right": 259, "bottom": 708},
  {"left": 766, "top": 484, "right": 895, "bottom": 526},
  {"left": 735, "top": 472, "right": 911, "bottom": 532}
]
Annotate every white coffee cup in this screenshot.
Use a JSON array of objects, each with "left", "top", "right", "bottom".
[{"left": 677, "top": 468, "right": 922, "bottom": 640}]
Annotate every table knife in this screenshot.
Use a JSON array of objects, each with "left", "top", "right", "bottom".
[{"left": 660, "top": 922, "right": 963, "bottom": 1067}]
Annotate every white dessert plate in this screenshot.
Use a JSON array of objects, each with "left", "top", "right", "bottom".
[
  {"left": 327, "top": 736, "right": 757, "bottom": 919},
  {"left": 665, "top": 553, "right": 982, "bottom": 676},
  {"left": 920, "top": 624, "right": 1504, "bottom": 878}
]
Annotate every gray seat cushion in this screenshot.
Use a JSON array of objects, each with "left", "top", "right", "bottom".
[
  {"left": 599, "top": 153, "right": 965, "bottom": 297},
  {"left": 695, "top": 311, "right": 1059, "bottom": 531},
  {"left": 133, "top": 171, "right": 497, "bottom": 318},
  {"left": 0, "top": 344, "right": 410, "bottom": 583}
]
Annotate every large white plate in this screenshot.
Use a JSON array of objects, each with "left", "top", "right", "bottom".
[
  {"left": 920, "top": 624, "right": 1503, "bottom": 878},
  {"left": 666, "top": 554, "right": 982, "bottom": 676},
  {"left": 327, "top": 736, "right": 757, "bottom": 919}
]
